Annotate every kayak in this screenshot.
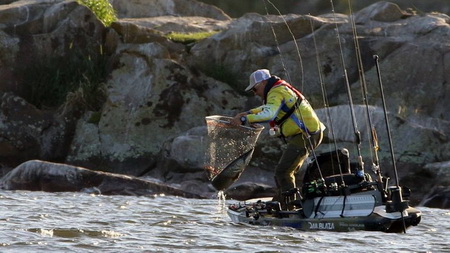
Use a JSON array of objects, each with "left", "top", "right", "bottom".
[{"left": 227, "top": 172, "right": 422, "bottom": 233}]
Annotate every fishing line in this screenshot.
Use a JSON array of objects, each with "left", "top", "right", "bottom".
[
  {"left": 262, "top": 0, "right": 323, "bottom": 181},
  {"left": 262, "top": 0, "right": 292, "bottom": 84},
  {"left": 263, "top": 0, "right": 305, "bottom": 91}
]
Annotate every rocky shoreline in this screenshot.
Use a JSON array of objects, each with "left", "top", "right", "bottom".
[{"left": 0, "top": 0, "right": 448, "bottom": 208}]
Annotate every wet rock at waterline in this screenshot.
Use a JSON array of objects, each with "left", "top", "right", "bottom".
[
  {"left": 0, "top": 160, "right": 203, "bottom": 198},
  {"left": 420, "top": 187, "right": 450, "bottom": 209},
  {"left": 416, "top": 162, "right": 450, "bottom": 209}
]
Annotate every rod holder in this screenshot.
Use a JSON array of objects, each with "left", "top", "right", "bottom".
[{"left": 386, "top": 186, "right": 409, "bottom": 213}]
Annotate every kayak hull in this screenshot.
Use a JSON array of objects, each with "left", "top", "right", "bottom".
[{"left": 227, "top": 193, "right": 422, "bottom": 232}]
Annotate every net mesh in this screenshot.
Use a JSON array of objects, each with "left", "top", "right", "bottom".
[{"left": 204, "top": 115, "right": 264, "bottom": 181}]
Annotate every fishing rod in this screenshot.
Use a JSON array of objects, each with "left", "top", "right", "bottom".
[
  {"left": 373, "top": 55, "right": 407, "bottom": 233},
  {"left": 373, "top": 56, "right": 400, "bottom": 188},
  {"left": 329, "top": 0, "right": 365, "bottom": 176},
  {"left": 309, "top": 16, "right": 345, "bottom": 184},
  {"left": 346, "top": 0, "right": 383, "bottom": 185}
]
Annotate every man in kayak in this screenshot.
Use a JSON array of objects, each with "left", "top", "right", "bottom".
[{"left": 230, "top": 69, "right": 325, "bottom": 209}]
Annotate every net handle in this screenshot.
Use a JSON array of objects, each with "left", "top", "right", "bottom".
[
  {"left": 213, "top": 118, "right": 263, "bottom": 131},
  {"left": 205, "top": 115, "right": 264, "bottom": 132}
]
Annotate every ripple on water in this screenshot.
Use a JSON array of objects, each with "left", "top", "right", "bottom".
[{"left": 27, "top": 228, "right": 123, "bottom": 238}]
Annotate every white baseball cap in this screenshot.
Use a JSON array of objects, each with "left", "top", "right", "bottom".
[{"left": 245, "top": 69, "right": 271, "bottom": 91}]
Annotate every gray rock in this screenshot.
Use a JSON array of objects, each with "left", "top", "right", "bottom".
[
  {"left": 416, "top": 162, "right": 450, "bottom": 208},
  {"left": 355, "top": 1, "right": 409, "bottom": 23},
  {"left": 65, "top": 41, "right": 244, "bottom": 175},
  {"left": 0, "top": 160, "right": 203, "bottom": 198},
  {"left": 0, "top": 92, "right": 69, "bottom": 165},
  {"left": 118, "top": 16, "right": 230, "bottom": 34},
  {"left": 420, "top": 186, "right": 450, "bottom": 209},
  {"left": 110, "top": 0, "right": 231, "bottom": 20},
  {"left": 0, "top": 0, "right": 105, "bottom": 94}
]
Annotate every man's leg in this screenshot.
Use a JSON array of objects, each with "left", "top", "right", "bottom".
[
  {"left": 273, "top": 134, "right": 308, "bottom": 208},
  {"left": 273, "top": 133, "right": 323, "bottom": 206}
]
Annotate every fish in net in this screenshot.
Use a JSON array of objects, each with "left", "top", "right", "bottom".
[{"left": 204, "top": 115, "right": 264, "bottom": 190}]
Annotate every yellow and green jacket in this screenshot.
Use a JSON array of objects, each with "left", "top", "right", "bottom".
[{"left": 246, "top": 77, "right": 324, "bottom": 137}]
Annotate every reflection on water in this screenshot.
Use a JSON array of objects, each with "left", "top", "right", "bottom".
[{"left": 0, "top": 191, "right": 449, "bottom": 252}]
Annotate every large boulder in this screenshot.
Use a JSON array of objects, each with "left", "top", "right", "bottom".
[
  {"left": 110, "top": 0, "right": 231, "bottom": 20},
  {"left": 0, "top": 0, "right": 107, "bottom": 168},
  {"left": 315, "top": 105, "right": 449, "bottom": 171},
  {"left": 189, "top": 13, "right": 342, "bottom": 86},
  {"left": 0, "top": 0, "right": 106, "bottom": 96},
  {"left": 65, "top": 40, "right": 245, "bottom": 176},
  {"left": 0, "top": 92, "right": 71, "bottom": 166},
  {"left": 0, "top": 160, "right": 203, "bottom": 198},
  {"left": 313, "top": 105, "right": 449, "bottom": 205},
  {"left": 110, "top": 0, "right": 232, "bottom": 35}
]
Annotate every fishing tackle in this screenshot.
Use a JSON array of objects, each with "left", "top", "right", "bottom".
[{"left": 225, "top": 1, "right": 420, "bottom": 233}]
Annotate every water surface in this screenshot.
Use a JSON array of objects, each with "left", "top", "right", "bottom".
[{"left": 0, "top": 191, "right": 448, "bottom": 252}]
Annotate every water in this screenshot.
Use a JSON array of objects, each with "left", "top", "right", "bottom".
[{"left": 0, "top": 191, "right": 449, "bottom": 253}]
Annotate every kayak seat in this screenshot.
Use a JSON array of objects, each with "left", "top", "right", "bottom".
[{"left": 303, "top": 148, "right": 351, "bottom": 183}]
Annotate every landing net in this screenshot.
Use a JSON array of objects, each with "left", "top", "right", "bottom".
[{"left": 204, "top": 115, "right": 264, "bottom": 181}]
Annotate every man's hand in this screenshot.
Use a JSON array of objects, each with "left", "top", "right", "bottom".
[{"left": 230, "top": 112, "right": 248, "bottom": 126}]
